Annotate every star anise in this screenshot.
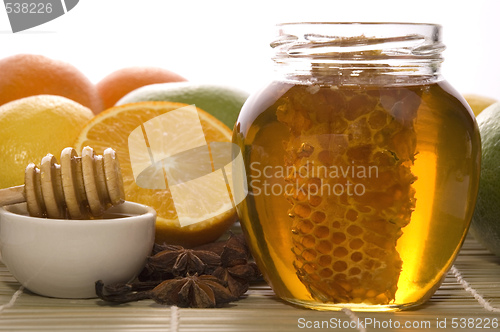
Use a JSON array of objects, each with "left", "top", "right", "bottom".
[
  {"left": 211, "top": 233, "right": 261, "bottom": 297},
  {"left": 96, "top": 280, "right": 160, "bottom": 303},
  {"left": 151, "top": 274, "right": 237, "bottom": 308},
  {"left": 96, "top": 275, "right": 237, "bottom": 308},
  {"left": 146, "top": 245, "right": 221, "bottom": 277},
  {"left": 97, "top": 232, "right": 262, "bottom": 308},
  {"left": 212, "top": 262, "right": 260, "bottom": 297},
  {"left": 220, "top": 233, "right": 250, "bottom": 266}
]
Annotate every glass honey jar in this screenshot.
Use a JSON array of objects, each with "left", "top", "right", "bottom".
[{"left": 233, "top": 22, "right": 481, "bottom": 311}]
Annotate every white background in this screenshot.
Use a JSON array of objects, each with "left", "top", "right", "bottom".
[{"left": 0, "top": 0, "right": 499, "bottom": 98}]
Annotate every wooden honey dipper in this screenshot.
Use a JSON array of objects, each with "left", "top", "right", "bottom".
[{"left": 0, "top": 146, "right": 125, "bottom": 219}]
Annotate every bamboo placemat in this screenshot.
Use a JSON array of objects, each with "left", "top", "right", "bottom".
[{"left": 1, "top": 232, "right": 500, "bottom": 332}]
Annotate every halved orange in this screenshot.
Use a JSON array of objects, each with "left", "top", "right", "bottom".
[{"left": 74, "top": 101, "right": 238, "bottom": 247}]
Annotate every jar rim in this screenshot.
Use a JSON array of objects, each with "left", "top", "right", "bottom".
[
  {"left": 271, "top": 22, "right": 444, "bottom": 57},
  {"left": 271, "top": 22, "right": 445, "bottom": 86},
  {"left": 276, "top": 22, "right": 441, "bottom": 28}
]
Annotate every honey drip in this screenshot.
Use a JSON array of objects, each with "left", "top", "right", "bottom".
[{"left": 276, "top": 85, "right": 420, "bottom": 304}]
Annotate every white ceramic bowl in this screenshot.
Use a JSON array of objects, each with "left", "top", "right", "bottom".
[{"left": 0, "top": 201, "right": 156, "bottom": 299}]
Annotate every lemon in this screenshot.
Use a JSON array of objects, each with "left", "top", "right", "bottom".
[
  {"left": 0, "top": 95, "right": 94, "bottom": 188},
  {"left": 470, "top": 102, "right": 500, "bottom": 256},
  {"left": 463, "top": 94, "right": 497, "bottom": 116},
  {"left": 116, "top": 82, "right": 249, "bottom": 129}
]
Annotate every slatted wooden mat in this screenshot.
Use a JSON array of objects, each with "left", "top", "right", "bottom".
[{"left": 1, "top": 233, "right": 500, "bottom": 332}]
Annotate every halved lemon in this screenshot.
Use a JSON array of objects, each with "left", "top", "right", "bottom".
[{"left": 74, "top": 101, "right": 237, "bottom": 247}]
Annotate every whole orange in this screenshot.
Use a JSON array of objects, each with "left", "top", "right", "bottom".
[
  {"left": 0, "top": 54, "right": 102, "bottom": 114},
  {"left": 96, "top": 67, "right": 187, "bottom": 110}
]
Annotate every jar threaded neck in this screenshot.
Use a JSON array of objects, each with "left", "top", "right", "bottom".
[{"left": 271, "top": 22, "right": 445, "bottom": 86}]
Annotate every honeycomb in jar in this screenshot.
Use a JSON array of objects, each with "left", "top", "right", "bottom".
[{"left": 276, "top": 85, "right": 419, "bottom": 304}]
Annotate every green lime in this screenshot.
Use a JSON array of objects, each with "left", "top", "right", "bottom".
[
  {"left": 470, "top": 102, "right": 500, "bottom": 256},
  {"left": 116, "top": 82, "right": 249, "bottom": 129}
]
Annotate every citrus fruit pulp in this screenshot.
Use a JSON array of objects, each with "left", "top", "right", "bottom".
[
  {"left": 0, "top": 95, "right": 94, "bottom": 188},
  {"left": 74, "top": 101, "right": 238, "bottom": 247}
]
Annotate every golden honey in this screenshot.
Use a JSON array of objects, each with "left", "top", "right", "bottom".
[{"left": 233, "top": 23, "right": 481, "bottom": 311}]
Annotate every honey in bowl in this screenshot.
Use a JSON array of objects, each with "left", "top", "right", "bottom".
[{"left": 233, "top": 23, "right": 481, "bottom": 311}]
